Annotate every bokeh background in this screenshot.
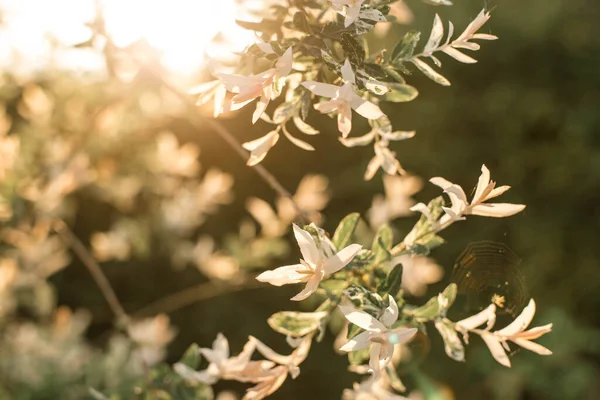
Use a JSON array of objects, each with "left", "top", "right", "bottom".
[{"left": 0, "top": 0, "right": 599, "bottom": 399}]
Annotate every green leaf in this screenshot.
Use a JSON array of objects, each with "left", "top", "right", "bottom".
[
  {"left": 411, "top": 58, "right": 451, "bottom": 86},
  {"left": 348, "top": 346, "right": 371, "bottom": 365},
  {"left": 268, "top": 311, "right": 327, "bottom": 337},
  {"left": 383, "top": 83, "right": 418, "bottom": 103},
  {"left": 392, "top": 31, "right": 421, "bottom": 62},
  {"left": 410, "top": 284, "right": 457, "bottom": 320},
  {"left": 348, "top": 249, "right": 376, "bottom": 270},
  {"left": 88, "top": 389, "right": 109, "bottom": 400},
  {"left": 332, "top": 213, "right": 361, "bottom": 250},
  {"left": 434, "top": 319, "right": 465, "bottom": 362},
  {"left": 273, "top": 101, "right": 296, "bottom": 123},
  {"left": 384, "top": 66, "right": 406, "bottom": 83},
  {"left": 423, "top": 0, "right": 453, "bottom": 6},
  {"left": 292, "top": 11, "right": 312, "bottom": 33},
  {"left": 372, "top": 224, "right": 393, "bottom": 263},
  {"left": 344, "top": 285, "right": 385, "bottom": 311},
  {"left": 394, "top": 196, "right": 445, "bottom": 255},
  {"left": 378, "top": 263, "right": 403, "bottom": 298},
  {"left": 178, "top": 344, "right": 201, "bottom": 369},
  {"left": 320, "top": 279, "right": 347, "bottom": 295},
  {"left": 442, "top": 282, "right": 457, "bottom": 307},
  {"left": 411, "top": 295, "right": 441, "bottom": 320},
  {"left": 340, "top": 33, "right": 366, "bottom": 67}
]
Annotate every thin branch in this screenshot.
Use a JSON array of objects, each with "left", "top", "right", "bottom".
[
  {"left": 92, "top": 0, "right": 311, "bottom": 224},
  {"left": 150, "top": 74, "right": 312, "bottom": 225},
  {"left": 132, "top": 279, "right": 264, "bottom": 318},
  {"left": 54, "top": 220, "right": 130, "bottom": 326}
]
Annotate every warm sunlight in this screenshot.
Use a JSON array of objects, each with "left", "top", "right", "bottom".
[{"left": 0, "top": 0, "right": 255, "bottom": 75}]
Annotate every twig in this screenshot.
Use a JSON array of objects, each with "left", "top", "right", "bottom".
[
  {"left": 132, "top": 279, "right": 264, "bottom": 318},
  {"left": 151, "top": 75, "right": 312, "bottom": 225},
  {"left": 54, "top": 220, "right": 130, "bottom": 326}
]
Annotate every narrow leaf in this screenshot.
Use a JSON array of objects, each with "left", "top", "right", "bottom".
[{"left": 332, "top": 213, "right": 361, "bottom": 250}]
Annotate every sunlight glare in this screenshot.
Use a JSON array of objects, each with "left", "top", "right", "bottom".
[{"left": 0, "top": 0, "right": 255, "bottom": 75}]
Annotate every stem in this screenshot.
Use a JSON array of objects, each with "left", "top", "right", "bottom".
[
  {"left": 54, "top": 220, "right": 130, "bottom": 326},
  {"left": 143, "top": 70, "right": 312, "bottom": 225},
  {"left": 132, "top": 279, "right": 264, "bottom": 318}
]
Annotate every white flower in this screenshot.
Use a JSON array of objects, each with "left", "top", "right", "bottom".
[
  {"left": 364, "top": 141, "right": 406, "bottom": 181},
  {"left": 219, "top": 47, "right": 293, "bottom": 123},
  {"left": 244, "top": 334, "right": 313, "bottom": 399},
  {"left": 175, "top": 334, "right": 274, "bottom": 385},
  {"left": 343, "top": 377, "right": 409, "bottom": 400},
  {"left": 339, "top": 296, "right": 418, "bottom": 378},
  {"left": 367, "top": 175, "right": 422, "bottom": 228},
  {"left": 242, "top": 130, "right": 280, "bottom": 166},
  {"left": 456, "top": 300, "right": 552, "bottom": 367},
  {"left": 128, "top": 314, "right": 177, "bottom": 366},
  {"left": 302, "top": 60, "right": 384, "bottom": 137},
  {"left": 392, "top": 255, "right": 444, "bottom": 297},
  {"left": 430, "top": 164, "right": 525, "bottom": 225},
  {"left": 256, "top": 224, "right": 361, "bottom": 301},
  {"left": 329, "top": 0, "right": 366, "bottom": 28}
]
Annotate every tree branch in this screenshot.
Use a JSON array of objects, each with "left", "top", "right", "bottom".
[{"left": 54, "top": 220, "right": 130, "bottom": 326}]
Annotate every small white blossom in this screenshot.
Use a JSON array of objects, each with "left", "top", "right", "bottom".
[
  {"left": 339, "top": 296, "right": 418, "bottom": 378},
  {"left": 242, "top": 130, "right": 280, "bottom": 166},
  {"left": 430, "top": 164, "right": 525, "bottom": 225},
  {"left": 175, "top": 334, "right": 274, "bottom": 385},
  {"left": 256, "top": 224, "right": 361, "bottom": 301},
  {"left": 343, "top": 377, "right": 409, "bottom": 400},
  {"left": 244, "top": 334, "right": 313, "bottom": 400},
  {"left": 329, "top": 0, "right": 366, "bottom": 28},
  {"left": 220, "top": 48, "right": 293, "bottom": 123},
  {"left": 302, "top": 60, "right": 384, "bottom": 137},
  {"left": 455, "top": 300, "right": 552, "bottom": 367}
]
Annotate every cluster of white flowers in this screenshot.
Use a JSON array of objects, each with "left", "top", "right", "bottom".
[{"left": 192, "top": 1, "right": 500, "bottom": 182}]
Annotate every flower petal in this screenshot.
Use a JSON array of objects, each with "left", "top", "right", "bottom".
[
  {"left": 344, "top": 3, "right": 361, "bottom": 27},
  {"left": 481, "top": 333, "right": 511, "bottom": 367},
  {"left": 252, "top": 93, "right": 270, "bottom": 124},
  {"left": 469, "top": 203, "right": 526, "bottom": 218},
  {"left": 339, "top": 331, "right": 371, "bottom": 352},
  {"left": 456, "top": 304, "right": 497, "bottom": 332},
  {"left": 338, "top": 305, "right": 387, "bottom": 332},
  {"left": 292, "top": 224, "right": 320, "bottom": 266},
  {"left": 174, "top": 363, "right": 218, "bottom": 385},
  {"left": 429, "top": 177, "right": 454, "bottom": 191},
  {"left": 473, "top": 164, "right": 491, "bottom": 203},
  {"left": 341, "top": 59, "right": 356, "bottom": 84},
  {"left": 338, "top": 103, "right": 353, "bottom": 137},
  {"left": 256, "top": 264, "right": 307, "bottom": 286},
  {"left": 291, "top": 273, "right": 322, "bottom": 301},
  {"left": 242, "top": 131, "right": 280, "bottom": 166},
  {"left": 276, "top": 47, "right": 294, "bottom": 77},
  {"left": 386, "top": 327, "right": 418, "bottom": 345},
  {"left": 496, "top": 299, "right": 536, "bottom": 337},
  {"left": 486, "top": 185, "right": 511, "bottom": 200},
  {"left": 368, "top": 342, "right": 382, "bottom": 378},
  {"left": 324, "top": 243, "right": 362, "bottom": 275},
  {"left": 214, "top": 333, "right": 230, "bottom": 359},
  {"left": 519, "top": 323, "right": 553, "bottom": 340},
  {"left": 381, "top": 295, "right": 399, "bottom": 327},
  {"left": 314, "top": 100, "right": 339, "bottom": 114},
  {"left": 350, "top": 95, "right": 384, "bottom": 120},
  {"left": 512, "top": 338, "right": 552, "bottom": 355},
  {"left": 301, "top": 81, "right": 339, "bottom": 98},
  {"left": 339, "top": 129, "right": 376, "bottom": 147}
]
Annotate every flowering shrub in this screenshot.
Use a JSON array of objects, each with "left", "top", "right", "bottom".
[{"left": 0, "top": 0, "right": 555, "bottom": 399}]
